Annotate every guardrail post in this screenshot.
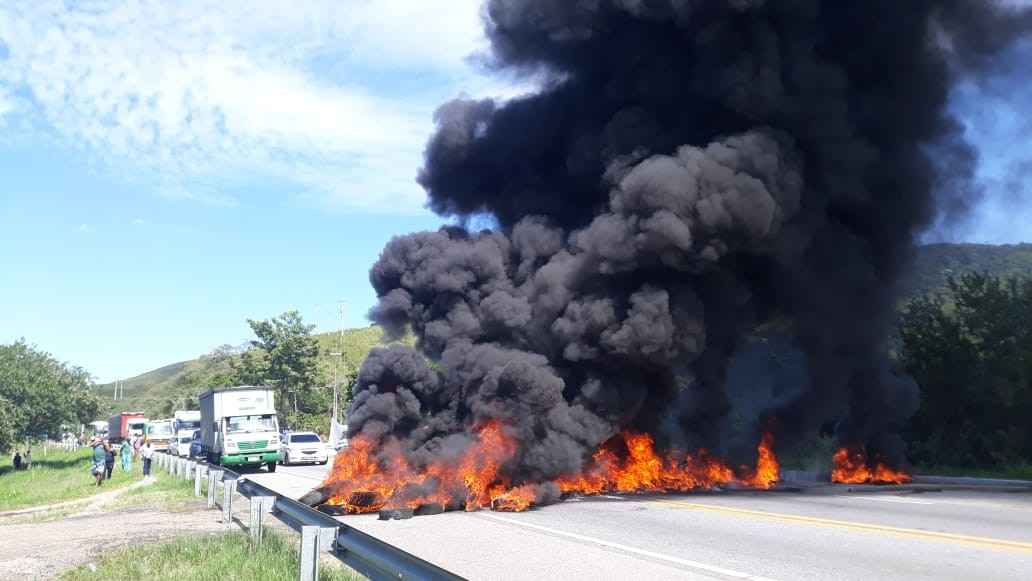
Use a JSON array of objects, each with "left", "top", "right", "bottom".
[
  {"left": 207, "top": 469, "right": 219, "bottom": 509},
  {"left": 222, "top": 478, "right": 237, "bottom": 527},
  {"left": 298, "top": 526, "right": 320, "bottom": 581},
  {"left": 249, "top": 495, "right": 274, "bottom": 549},
  {"left": 184, "top": 460, "right": 193, "bottom": 481},
  {"left": 194, "top": 464, "right": 204, "bottom": 497}
]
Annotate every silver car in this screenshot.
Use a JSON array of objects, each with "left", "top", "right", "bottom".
[{"left": 279, "top": 432, "right": 329, "bottom": 465}]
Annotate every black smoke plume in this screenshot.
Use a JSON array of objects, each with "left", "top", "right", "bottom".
[{"left": 348, "top": 1, "right": 1032, "bottom": 482}]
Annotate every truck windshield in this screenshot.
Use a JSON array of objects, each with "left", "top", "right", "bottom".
[
  {"left": 291, "top": 434, "right": 320, "bottom": 443},
  {"left": 225, "top": 415, "right": 277, "bottom": 434},
  {"left": 149, "top": 424, "right": 173, "bottom": 436},
  {"left": 177, "top": 421, "right": 200, "bottom": 430}
]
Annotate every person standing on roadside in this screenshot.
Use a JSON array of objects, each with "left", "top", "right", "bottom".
[
  {"left": 90, "top": 438, "right": 106, "bottom": 486},
  {"left": 103, "top": 440, "right": 115, "bottom": 480},
  {"left": 141, "top": 441, "right": 154, "bottom": 476},
  {"left": 119, "top": 439, "right": 132, "bottom": 472}
]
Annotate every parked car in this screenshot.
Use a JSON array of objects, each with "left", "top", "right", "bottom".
[
  {"left": 279, "top": 431, "right": 329, "bottom": 465},
  {"left": 188, "top": 430, "right": 203, "bottom": 459}
]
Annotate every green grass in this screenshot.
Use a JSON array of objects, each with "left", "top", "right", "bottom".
[
  {"left": 60, "top": 529, "right": 362, "bottom": 581},
  {"left": 914, "top": 463, "right": 1032, "bottom": 481},
  {"left": 0, "top": 446, "right": 142, "bottom": 511},
  {"left": 113, "top": 465, "right": 199, "bottom": 512}
]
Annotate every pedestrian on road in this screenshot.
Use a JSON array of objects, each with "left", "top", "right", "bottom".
[
  {"left": 141, "top": 441, "right": 154, "bottom": 476},
  {"left": 90, "top": 438, "right": 106, "bottom": 486},
  {"left": 133, "top": 436, "right": 142, "bottom": 460},
  {"left": 103, "top": 440, "right": 115, "bottom": 480},
  {"left": 119, "top": 440, "right": 132, "bottom": 472},
  {"left": 12, "top": 451, "right": 22, "bottom": 470}
]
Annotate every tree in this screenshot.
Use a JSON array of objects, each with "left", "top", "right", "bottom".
[
  {"left": 0, "top": 340, "right": 99, "bottom": 452},
  {"left": 901, "top": 273, "right": 1032, "bottom": 468},
  {"left": 242, "top": 311, "right": 322, "bottom": 424}
]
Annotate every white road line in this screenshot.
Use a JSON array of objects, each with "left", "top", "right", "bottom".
[
  {"left": 600, "top": 495, "right": 626, "bottom": 500},
  {"left": 842, "top": 496, "right": 936, "bottom": 505},
  {"left": 481, "top": 513, "right": 780, "bottom": 581}
]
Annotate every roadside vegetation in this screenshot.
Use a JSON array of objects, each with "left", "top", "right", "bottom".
[
  {"left": 60, "top": 529, "right": 361, "bottom": 581},
  {"left": 900, "top": 272, "right": 1032, "bottom": 475},
  {"left": 0, "top": 342, "right": 98, "bottom": 454},
  {"left": 0, "top": 446, "right": 141, "bottom": 512}
]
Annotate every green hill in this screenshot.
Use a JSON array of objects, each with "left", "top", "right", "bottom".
[
  {"left": 94, "top": 243, "right": 1032, "bottom": 420},
  {"left": 903, "top": 243, "right": 1032, "bottom": 298},
  {"left": 95, "top": 325, "right": 403, "bottom": 419}
]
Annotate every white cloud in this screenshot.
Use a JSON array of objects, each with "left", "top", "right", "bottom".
[
  {"left": 0, "top": 0, "right": 501, "bottom": 213},
  {"left": 131, "top": 218, "right": 145, "bottom": 225},
  {"left": 78, "top": 223, "right": 93, "bottom": 233}
]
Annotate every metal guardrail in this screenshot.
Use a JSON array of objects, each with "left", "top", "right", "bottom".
[{"left": 153, "top": 452, "right": 464, "bottom": 581}]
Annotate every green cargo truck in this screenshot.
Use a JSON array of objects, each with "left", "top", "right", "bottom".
[{"left": 198, "top": 386, "right": 281, "bottom": 472}]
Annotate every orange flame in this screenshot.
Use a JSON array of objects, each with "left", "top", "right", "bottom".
[
  {"left": 741, "top": 431, "right": 779, "bottom": 489},
  {"left": 831, "top": 446, "right": 911, "bottom": 484},
  {"left": 323, "top": 425, "right": 780, "bottom": 514}
]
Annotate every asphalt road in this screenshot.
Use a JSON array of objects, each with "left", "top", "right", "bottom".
[{"left": 247, "top": 462, "right": 1032, "bottom": 580}]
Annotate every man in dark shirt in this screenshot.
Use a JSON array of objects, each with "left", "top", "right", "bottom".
[
  {"left": 12, "top": 451, "right": 22, "bottom": 470},
  {"left": 103, "top": 441, "right": 116, "bottom": 480}
]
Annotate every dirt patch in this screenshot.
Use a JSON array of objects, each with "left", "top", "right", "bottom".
[{"left": 0, "top": 499, "right": 228, "bottom": 579}]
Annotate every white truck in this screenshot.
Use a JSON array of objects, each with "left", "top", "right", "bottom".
[
  {"left": 146, "top": 419, "right": 175, "bottom": 451},
  {"left": 198, "top": 386, "right": 281, "bottom": 471},
  {"left": 170, "top": 410, "right": 201, "bottom": 456}
]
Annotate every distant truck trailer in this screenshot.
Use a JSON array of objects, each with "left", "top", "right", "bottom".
[
  {"left": 107, "top": 412, "right": 147, "bottom": 443},
  {"left": 199, "top": 386, "right": 281, "bottom": 471}
]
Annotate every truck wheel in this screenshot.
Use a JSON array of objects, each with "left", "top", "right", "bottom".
[{"left": 267, "top": 461, "right": 277, "bottom": 473}]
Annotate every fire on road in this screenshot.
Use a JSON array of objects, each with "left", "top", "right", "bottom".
[{"left": 247, "top": 463, "right": 1032, "bottom": 581}]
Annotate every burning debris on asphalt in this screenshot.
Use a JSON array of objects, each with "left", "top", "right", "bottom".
[
  {"left": 831, "top": 447, "right": 912, "bottom": 485},
  {"left": 319, "top": 1, "right": 1032, "bottom": 514}
]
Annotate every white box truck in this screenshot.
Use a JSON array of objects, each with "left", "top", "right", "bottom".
[
  {"left": 171, "top": 410, "right": 201, "bottom": 456},
  {"left": 198, "top": 386, "right": 281, "bottom": 471}
]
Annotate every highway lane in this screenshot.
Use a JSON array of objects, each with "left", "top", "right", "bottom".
[{"left": 246, "top": 463, "right": 1032, "bottom": 580}]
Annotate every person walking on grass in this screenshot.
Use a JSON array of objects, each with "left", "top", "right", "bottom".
[
  {"left": 24, "top": 449, "right": 32, "bottom": 470},
  {"left": 12, "top": 450, "right": 22, "bottom": 470},
  {"left": 141, "top": 441, "right": 154, "bottom": 476},
  {"left": 119, "top": 439, "right": 132, "bottom": 472},
  {"left": 103, "top": 440, "right": 115, "bottom": 480},
  {"left": 90, "top": 438, "right": 106, "bottom": 486}
]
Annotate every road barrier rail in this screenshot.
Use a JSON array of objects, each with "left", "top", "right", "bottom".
[{"left": 152, "top": 452, "right": 464, "bottom": 581}]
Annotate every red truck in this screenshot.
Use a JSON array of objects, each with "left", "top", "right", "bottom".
[{"left": 107, "top": 412, "right": 148, "bottom": 443}]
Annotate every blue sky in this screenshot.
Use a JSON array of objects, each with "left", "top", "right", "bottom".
[{"left": 0, "top": 1, "right": 1029, "bottom": 383}]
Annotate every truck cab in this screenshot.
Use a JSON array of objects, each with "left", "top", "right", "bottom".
[
  {"left": 171, "top": 410, "right": 201, "bottom": 456},
  {"left": 199, "top": 386, "right": 281, "bottom": 472},
  {"left": 146, "top": 419, "right": 174, "bottom": 451}
]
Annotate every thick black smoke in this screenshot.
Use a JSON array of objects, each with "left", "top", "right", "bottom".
[{"left": 349, "top": 0, "right": 1032, "bottom": 479}]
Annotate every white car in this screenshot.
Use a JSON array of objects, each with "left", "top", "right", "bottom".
[{"left": 279, "top": 432, "right": 329, "bottom": 465}]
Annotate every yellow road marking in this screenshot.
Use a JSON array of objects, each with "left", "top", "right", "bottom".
[{"left": 654, "top": 499, "right": 1032, "bottom": 552}]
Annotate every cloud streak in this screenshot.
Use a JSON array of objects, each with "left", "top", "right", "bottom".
[{"left": 0, "top": 0, "right": 492, "bottom": 213}]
